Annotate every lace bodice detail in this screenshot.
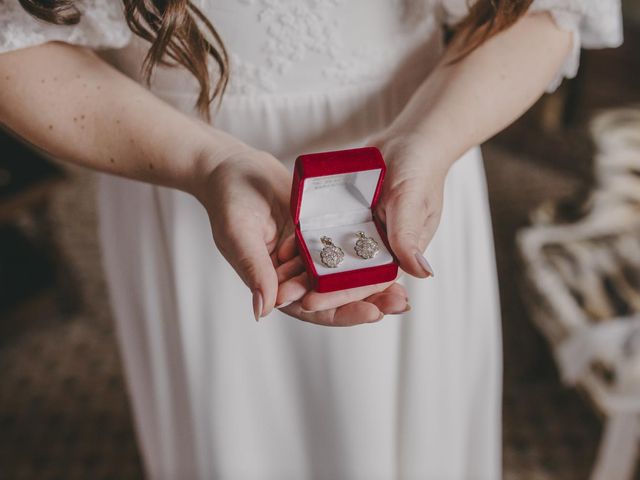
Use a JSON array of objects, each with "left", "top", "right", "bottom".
[
  {"left": 0, "top": 0, "right": 624, "bottom": 96},
  {"left": 210, "top": 0, "right": 441, "bottom": 95}
]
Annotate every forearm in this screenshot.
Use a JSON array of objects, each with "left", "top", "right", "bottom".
[
  {"left": 383, "top": 12, "right": 573, "bottom": 168},
  {"left": 0, "top": 41, "right": 242, "bottom": 195}
]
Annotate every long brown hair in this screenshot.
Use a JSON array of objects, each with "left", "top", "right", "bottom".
[
  {"left": 452, "top": 0, "right": 534, "bottom": 57},
  {"left": 18, "top": 0, "right": 228, "bottom": 120},
  {"left": 19, "top": 0, "right": 532, "bottom": 117}
]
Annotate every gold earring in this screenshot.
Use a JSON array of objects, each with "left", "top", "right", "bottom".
[
  {"left": 354, "top": 231, "right": 379, "bottom": 259},
  {"left": 320, "top": 236, "right": 344, "bottom": 268}
]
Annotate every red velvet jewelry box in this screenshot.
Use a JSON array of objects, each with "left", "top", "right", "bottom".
[{"left": 290, "top": 146, "right": 398, "bottom": 293}]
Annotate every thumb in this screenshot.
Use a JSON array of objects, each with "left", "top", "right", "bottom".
[
  {"left": 217, "top": 227, "right": 279, "bottom": 321},
  {"left": 382, "top": 188, "right": 436, "bottom": 279}
]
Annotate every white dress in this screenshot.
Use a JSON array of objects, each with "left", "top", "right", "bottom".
[{"left": 0, "top": 1, "right": 623, "bottom": 478}]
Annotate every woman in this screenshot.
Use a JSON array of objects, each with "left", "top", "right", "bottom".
[{"left": 0, "top": 0, "right": 621, "bottom": 478}]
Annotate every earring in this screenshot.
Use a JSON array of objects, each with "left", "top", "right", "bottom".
[
  {"left": 320, "top": 236, "right": 344, "bottom": 268},
  {"left": 354, "top": 231, "right": 380, "bottom": 259}
]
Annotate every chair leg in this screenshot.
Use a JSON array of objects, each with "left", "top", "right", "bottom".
[{"left": 591, "top": 413, "right": 639, "bottom": 480}]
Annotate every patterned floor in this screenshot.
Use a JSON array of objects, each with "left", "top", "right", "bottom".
[
  {"left": 485, "top": 147, "right": 609, "bottom": 480},
  {"left": 0, "top": 146, "right": 633, "bottom": 479}
]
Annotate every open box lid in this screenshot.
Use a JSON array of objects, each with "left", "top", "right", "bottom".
[{"left": 291, "top": 147, "right": 386, "bottom": 230}]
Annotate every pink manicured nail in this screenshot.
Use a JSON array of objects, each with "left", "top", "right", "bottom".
[
  {"left": 276, "top": 300, "right": 293, "bottom": 309},
  {"left": 252, "top": 290, "right": 263, "bottom": 322},
  {"left": 415, "top": 252, "right": 435, "bottom": 277},
  {"left": 389, "top": 304, "right": 411, "bottom": 315}
]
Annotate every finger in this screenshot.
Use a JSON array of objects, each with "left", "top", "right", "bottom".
[
  {"left": 280, "top": 301, "right": 383, "bottom": 327},
  {"left": 365, "top": 292, "right": 409, "bottom": 315},
  {"left": 332, "top": 302, "right": 384, "bottom": 326},
  {"left": 277, "top": 234, "right": 297, "bottom": 263},
  {"left": 300, "top": 280, "right": 396, "bottom": 312},
  {"left": 276, "top": 256, "right": 305, "bottom": 283},
  {"left": 217, "top": 224, "right": 279, "bottom": 321},
  {"left": 372, "top": 281, "right": 408, "bottom": 301},
  {"left": 384, "top": 190, "right": 435, "bottom": 279},
  {"left": 275, "top": 272, "right": 309, "bottom": 308},
  {"left": 278, "top": 273, "right": 406, "bottom": 311},
  {"left": 278, "top": 302, "right": 330, "bottom": 325}
]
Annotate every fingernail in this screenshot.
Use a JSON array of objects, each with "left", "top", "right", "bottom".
[
  {"left": 389, "top": 304, "right": 412, "bottom": 315},
  {"left": 276, "top": 300, "right": 293, "bottom": 309},
  {"left": 301, "top": 308, "right": 315, "bottom": 314},
  {"left": 252, "top": 290, "right": 263, "bottom": 322},
  {"left": 373, "top": 312, "right": 384, "bottom": 322},
  {"left": 414, "top": 251, "right": 435, "bottom": 277}
]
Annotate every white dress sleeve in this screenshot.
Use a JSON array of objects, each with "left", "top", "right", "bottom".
[
  {"left": 438, "top": 0, "right": 623, "bottom": 92},
  {"left": 0, "top": 0, "right": 132, "bottom": 54}
]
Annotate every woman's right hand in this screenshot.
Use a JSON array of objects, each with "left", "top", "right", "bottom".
[
  {"left": 194, "top": 143, "right": 292, "bottom": 321},
  {"left": 0, "top": 42, "right": 408, "bottom": 325},
  {"left": 193, "top": 143, "right": 409, "bottom": 325}
]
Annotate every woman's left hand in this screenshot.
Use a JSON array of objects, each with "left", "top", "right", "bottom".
[
  {"left": 271, "top": 132, "right": 448, "bottom": 325},
  {"left": 370, "top": 132, "right": 450, "bottom": 279}
]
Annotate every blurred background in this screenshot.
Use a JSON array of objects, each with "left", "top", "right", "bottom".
[{"left": 1, "top": 3, "right": 640, "bottom": 480}]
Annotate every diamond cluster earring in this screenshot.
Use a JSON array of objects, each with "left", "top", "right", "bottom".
[
  {"left": 320, "top": 236, "right": 345, "bottom": 268},
  {"left": 319, "top": 232, "right": 380, "bottom": 268},
  {"left": 354, "top": 231, "right": 379, "bottom": 259}
]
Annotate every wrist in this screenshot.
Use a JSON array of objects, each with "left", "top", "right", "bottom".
[
  {"left": 371, "top": 128, "right": 457, "bottom": 177},
  {"left": 186, "top": 129, "right": 255, "bottom": 205}
]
